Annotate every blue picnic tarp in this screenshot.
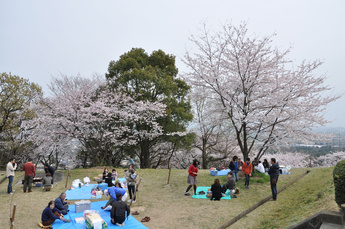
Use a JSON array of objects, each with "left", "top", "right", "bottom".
[{"left": 52, "top": 200, "right": 149, "bottom": 229}]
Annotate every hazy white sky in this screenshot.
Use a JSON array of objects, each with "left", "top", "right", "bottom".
[{"left": 1, "top": 1, "right": 344, "bottom": 127}]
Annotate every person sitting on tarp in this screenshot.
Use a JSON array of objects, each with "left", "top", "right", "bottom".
[
  {"left": 101, "top": 182, "right": 127, "bottom": 210},
  {"left": 105, "top": 172, "right": 114, "bottom": 188},
  {"left": 210, "top": 178, "right": 222, "bottom": 201},
  {"left": 44, "top": 164, "right": 55, "bottom": 186},
  {"left": 41, "top": 200, "right": 71, "bottom": 227},
  {"left": 255, "top": 161, "right": 265, "bottom": 173},
  {"left": 111, "top": 193, "right": 130, "bottom": 227},
  {"left": 54, "top": 192, "right": 70, "bottom": 215},
  {"left": 222, "top": 172, "right": 237, "bottom": 198},
  {"left": 42, "top": 173, "right": 52, "bottom": 191}
]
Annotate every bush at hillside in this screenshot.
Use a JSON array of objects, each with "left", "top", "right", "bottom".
[{"left": 333, "top": 160, "right": 345, "bottom": 207}]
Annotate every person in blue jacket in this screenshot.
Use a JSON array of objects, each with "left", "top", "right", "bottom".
[
  {"left": 229, "top": 156, "right": 239, "bottom": 182},
  {"left": 268, "top": 158, "right": 280, "bottom": 201},
  {"left": 41, "top": 200, "right": 71, "bottom": 227},
  {"left": 101, "top": 182, "right": 127, "bottom": 210},
  {"left": 54, "top": 193, "right": 70, "bottom": 215}
]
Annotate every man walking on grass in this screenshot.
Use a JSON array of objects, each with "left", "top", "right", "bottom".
[
  {"left": 268, "top": 158, "right": 280, "bottom": 201},
  {"left": 22, "top": 158, "right": 36, "bottom": 193}
]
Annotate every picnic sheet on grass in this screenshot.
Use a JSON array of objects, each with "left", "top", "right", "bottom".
[
  {"left": 209, "top": 169, "right": 230, "bottom": 176},
  {"left": 192, "top": 186, "right": 231, "bottom": 200},
  {"left": 66, "top": 184, "right": 102, "bottom": 200},
  {"left": 66, "top": 178, "right": 128, "bottom": 200},
  {"left": 51, "top": 200, "right": 148, "bottom": 229}
]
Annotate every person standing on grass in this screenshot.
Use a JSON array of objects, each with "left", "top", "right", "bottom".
[
  {"left": 229, "top": 156, "right": 239, "bottom": 182},
  {"left": 268, "top": 158, "right": 280, "bottom": 201},
  {"left": 241, "top": 158, "right": 252, "bottom": 189},
  {"left": 22, "top": 158, "right": 36, "bottom": 193},
  {"left": 125, "top": 164, "right": 137, "bottom": 203},
  {"left": 185, "top": 159, "right": 199, "bottom": 196},
  {"left": 6, "top": 157, "right": 17, "bottom": 194}
]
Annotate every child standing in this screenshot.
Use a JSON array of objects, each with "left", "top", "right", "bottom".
[
  {"left": 241, "top": 158, "right": 252, "bottom": 189},
  {"left": 112, "top": 169, "right": 118, "bottom": 181}
]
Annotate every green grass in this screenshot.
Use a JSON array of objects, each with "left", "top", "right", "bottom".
[{"left": 0, "top": 166, "right": 339, "bottom": 229}]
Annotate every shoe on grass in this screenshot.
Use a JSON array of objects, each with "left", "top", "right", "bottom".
[
  {"left": 184, "top": 192, "right": 190, "bottom": 196},
  {"left": 132, "top": 200, "right": 136, "bottom": 203}
]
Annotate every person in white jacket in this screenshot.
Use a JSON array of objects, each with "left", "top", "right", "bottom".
[
  {"left": 255, "top": 161, "right": 265, "bottom": 173},
  {"left": 6, "top": 157, "right": 17, "bottom": 194}
]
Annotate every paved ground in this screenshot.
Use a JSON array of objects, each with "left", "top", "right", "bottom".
[{"left": 15, "top": 171, "right": 65, "bottom": 185}]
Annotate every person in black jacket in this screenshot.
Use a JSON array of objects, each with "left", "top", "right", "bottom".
[
  {"left": 263, "top": 159, "right": 270, "bottom": 172},
  {"left": 210, "top": 179, "right": 222, "bottom": 201},
  {"left": 268, "top": 158, "right": 280, "bottom": 201},
  {"left": 44, "top": 164, "right": 55, "bottom": 185},
  {"left": 111, "top": 193, "right": 130, "bottom": 226},
  {"left": 105, "top": 172, "right": 114, "bottom": 188}
]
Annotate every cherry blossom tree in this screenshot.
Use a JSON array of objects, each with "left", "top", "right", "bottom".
[
  {"left": 189, "top": 87, "right": 239, "bottom": 168},
  {"left": 182, "top": 22, "right": 340, "bottom": 162},
  {"left": 22, "top": 74, "right": 166, "bottom": 167}
]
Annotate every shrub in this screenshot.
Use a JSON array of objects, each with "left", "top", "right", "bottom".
[{"left": 333, "top": 160, "right": 345, "bottom": 207}]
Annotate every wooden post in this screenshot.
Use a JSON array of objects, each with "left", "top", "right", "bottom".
[
  {"left": 0, "top": 176, "right": 7, "bottom": 185},
  {"left": 10, "top": 204, "right": 16, "bottom": 229},
  {"left": 341, "top": 204, "right": 345, "bottom": 229},
  {"left": 65, "top": 169, "right": 71, "bottom": 188},
  {"left": 167, "top": 163, "right": 172, "bottom": 184},
  {"left": 129, "top": 178, "right": 142, "bottom": 207}
]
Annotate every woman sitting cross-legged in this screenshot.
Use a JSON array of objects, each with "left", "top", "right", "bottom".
[
  {"left": 211, "top": 179, "right": 223, "bottom": 201},
  {"left": 41, "top": 200, "right": 71, "bottom": 227}
]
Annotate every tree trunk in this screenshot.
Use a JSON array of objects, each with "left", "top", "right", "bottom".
[
  {"left": 140, "top": 140, "right": 151, "bottom": 168},
  {"left": 202, "top": 138, "right": 207, "bottom": 169}
]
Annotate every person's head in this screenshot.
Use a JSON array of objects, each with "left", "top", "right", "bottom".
[
  {"left": 130, "top": 156, "right": 132, "bottom": 159},
  {"left": 9, "top": 157, "right": 15, "bottom": 163},
  {"left": 108, "top": 172, "right": 112, "bottom": 178},
  {"left": 115, "top": 182, "right": 122, "bottom": 188},
  {"left": 214, "top": 178, "right": 220, "bottom": 186},
  {"left": 116, "top": 193, "right": 122, "bottom": 201},
  {"left": 44, "top": 163, "right": 49, "bottom": 168},
  {"left": 104, "top": 167, "right": 109, "bottom": 173},
  {"left": 28, "top": 158, "right": 33, "bottom": 162},
  {"left": 128, "top": 164, "right": 133, "bottom": 170},
  {"left": 233, "top": 156, "right": 238, "bottom": 162},
  {"left": 228, "top": 172, "right": 233, "bottom": 178},
  {"left": 246, "top": 158, "right": 250, "bottom": 163},
  {"left": 264, "top": 159, "right": 268, "bottom": 163},
  {"left": 48, "top": 200, "right": 55, "bottom": 209},
  {"left": 192, "top": 159, "right": 199, "bottom": 167},
  {"left": 258, "top": 161, "right": 261, "bottom": 164},
  {"left": 271, "top": 158, "right": 276, "bottom": 164},
  {"left": 46, "top": 173, "right": 51, "bottom": 177},
  {"left": 60, "top": 192, "right": 66, "bottom": 200},
  {"left": 112, "top": 169, "right": 116, "bottom": 173}
]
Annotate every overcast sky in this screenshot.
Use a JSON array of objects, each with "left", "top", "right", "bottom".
[{"left": 1, "top": 1, "right": 344, "bottom": 127}]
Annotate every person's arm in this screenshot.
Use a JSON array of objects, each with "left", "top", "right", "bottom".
[
  {"left": 33, "top": 164, "right": 36, "bottom": 177},
  {"left": 241, "top": 164, "right": 244, "bottom": 173},
  {"left": 249, "top": 164, "right": 252, "bottom": 175}
]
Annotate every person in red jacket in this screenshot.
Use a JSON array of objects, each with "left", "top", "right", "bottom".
[
  {"left": 184, "top": 159, "right": 199, "bottom": 196},
  {"left": 241, "top": 158, "right": 252, "bottom": 189},
  {"left": 22, "top": 158, "right": 36, "bottom": 193}
]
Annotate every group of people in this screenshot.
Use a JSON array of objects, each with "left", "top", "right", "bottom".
[
  {"left": 6, "top": 157, "right": 55, "bottom": 194},
  {"left": 184, "top": 156, "right": 280, "bottom": 201},
  {"left": 41, "top": 192, "right": 72, "bottom": 227}
]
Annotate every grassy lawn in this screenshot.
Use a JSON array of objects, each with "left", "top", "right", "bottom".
[{"left": 0, "top": 166, "right": 339, "bottom": 229}]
